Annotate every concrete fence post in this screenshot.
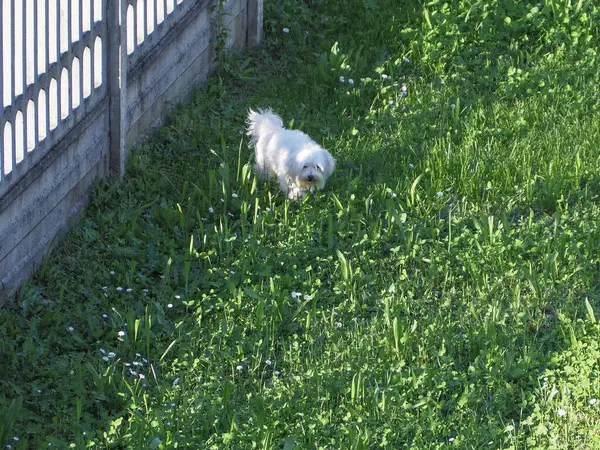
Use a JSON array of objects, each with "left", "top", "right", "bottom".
[
  {"left": 106, "top": 0, "right": 128, "bottom": 175},
  {"left": 247, "top": 0, "right": 264, "bottom": 46}
]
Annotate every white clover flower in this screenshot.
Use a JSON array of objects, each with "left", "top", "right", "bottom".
[
  {"left": 232, "top": 193, "right": 238, "bottom": 198},
  {"left": 348, "top": 79, "right": 354, "bottom": 85},
  {"left": 391, "top": 193, "right": 397, "bottom": 198},
  {"left": 403, "top": 57, "right": 410, "bottom": 64},
  {"left": 381, "top": 74, "right": 389, "bottom": 80},
  {"left": 557, "top": 408, "right": 566, "bottom": 417},
  {"left": 110, "top": 270, "right": 115, "bottom": 275},
  {"left": 139, "top": 373, "right": 145, "bottom": 379},
  {"left": 282, "top": 27, "right": 290, "bottom": 34},
  {"left": 170, "top": 403, "right": 176, "bottom": 407},
  {"left": 102, "top": 356, "right": 109, "bottom": 362},
  {"left": 102, "top": 313, "right": 108, "bottom": 319},
  {"left": 173, "top": 379, "right": 180, "bottom": 386},
  {"left": 291, "top": 291, "right": 302, "bottom": 299},
  {"left": 100, "top": 348, "right": 106, "bottom": 354},
  {"left": 67, "top": 327, "right": 74, "bottom": 332},
  {"left": 450, "top": 104, "right": 456, "bottom": 109},
  {"left": 388, "top": 100, "right": 394, "bottom": 106},
  {"left": 208, "top": 207, "right": 214, "bottom": 213},
  {"left": 129, "top": 370, "right": 138, "bottom": 377},
  {"left": 102, "top": 286, "right": 108, "bottom": 290},
  {"left": 449, "top": 437, "right": 455, "bottom": 442},
  {"left": 175, "top": 295, "right": 181, "bottom": 300},
  {"left": 273, "top": 370, "right": 281, "bottom": 376},
  {"left": 118, "top": 331, "right": 126, "bottom": 337},
  {"left": 108, "top": 352, "right": 116, "bottom": 359},
  {"left": 116, "top": 287, "right": 123, "bottom": 292},
  {"left": 336, "top": 322, "right": 343, "bottom": 328},
  {"left": 236, "top": 365, "right": 243, "bottom": 371},
  {"left": 167, "top": 303, "right": 173, "bottom": 308},
  {"left": 230, "top": 270, "right": 236, "bottom": 275},
  {"left": 590, "top": 398, "right": 597, "bottom": 406},
  {"left": 436, "top": 191, "right": 444, "bottom": 198},
  {"left": 408, "top": 163, "right": 415, "bottom": 170},
  {"left": 265, "top": 359, "right": 272, "bottom": 366},
  {"left": 339, "top": 76, "right": 345, "bottom": 83},
  {"left": 220, "top": 198, "right": 225, "bottom": 203},
  {"left": 126, "top": 288, "right": 132, "bottom": 293}
]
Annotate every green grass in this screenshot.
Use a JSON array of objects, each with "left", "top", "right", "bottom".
[{"left": 2, "top": 0, "right": 600, "bottom": 448}]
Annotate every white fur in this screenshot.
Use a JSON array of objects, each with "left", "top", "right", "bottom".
[{"left": 246, "top": 109, "right": 335, "bottom": 199}]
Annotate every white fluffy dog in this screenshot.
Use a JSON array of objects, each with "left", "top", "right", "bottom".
[{"left": 247, "top": 109, "right": 335, "bottom": 199}]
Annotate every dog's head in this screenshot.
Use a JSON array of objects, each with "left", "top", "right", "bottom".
[{"left": 292, "top": 145, "right": 336, "bottom": 191}]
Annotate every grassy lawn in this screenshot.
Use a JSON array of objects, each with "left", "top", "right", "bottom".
[{"left": 2, "top": 0, "right": 600, "bottom": 448}]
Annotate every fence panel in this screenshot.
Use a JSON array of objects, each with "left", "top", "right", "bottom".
[{"left": 0, "top": 0, "right": 263, "bottom": 300}]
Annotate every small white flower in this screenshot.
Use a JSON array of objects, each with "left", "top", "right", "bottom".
[
  {"left": 339, "top": 76, "right": 345, "bottom": 83},
  {"left": 232, "top": 193, "right": 238, "bottom": 198},
  {"left": 408, "top": 163, "right": 415, "bottom": 170},
  {"left": 273, "top": 370, "right": 281, "bottom": 376},
  {"left": 236, "top": 365, "right": 243, "bottom": 371},
  {"left": 590, "top": 398, "right": 597, "bottom": 406},
  {"left": 173, "top": 378, "right": 180, "bottom": 386},
  {"left": 381, "top": 74, "right": 389, "bottom": 80},
  {"left": 118, "top": 331, "right": 126, "bottom": 337},
  {"left": 102, "top": 286, "right": 108, "bottom": 290},
  {"left": 348, "top": 79, "right": 354, "bottom": 85},
  {"left": 303, "top": 294, "right": 312, "bottom": 301},
  {"left": 175, "top": 295, "right": 181, "bottom": 300},
  {"left": 305, "top": 30, "right": 309, "bottom": 36},
  {"left": 208, "top": 207, "right": 214, "bottom": 213},
  {"left": 100, "top": 348, "right": 106, "bottom": 354},
  {"left": 230, "top": 270, "right": 236, "bottom": 275},
  {"left": 67, "top": 326, "right": 74, "bottom": 332},
  {"left": 170, "top": 403, "right": 176, "bottom": 407},
  {"left": 543, "top": 377, "right": 549, "bottom": 382},
  {"left": 336, "top": 322, "right": 343, "bottom": 328},
  {"left": 436, "top": 191, "right": 444, "bottom": 198},
  {"left": 167, "top": 303, "right": 173, "bottom": 308},
  {"left": 138, "top": 373, "right": 145, "bottom": 379},
  {"left": 126, "top": 288, "right": 133, "bottom": 293},
  {"left": 102, "top": 313, "right": 108, "bottom": 319},
  {"left": 116, "top": 287, "right": 123, "bottom": 292},
  {"left": 110, "top": 270, "right": 115, "bottom": 275},
  {"left": 129, "top": 370, "right": 138, "bottom": 377},
  {"left": 265, "top": 359, "right": 272, "bottom": 366},
  {"left": 391, "top": 192, "right": 397, "bottom": 198},
  {"left": 265, "top": 207, "right": 271, "bottom": 212},
  {"left": 108, "top": 352, "right": 116, "bottom": 358},
  {"left": 557, "top": 408, "right": 566, "bottom": 417},
  {"left": 403, "top": 57, "right": 410, "bottom": 64},
  {"left": 282, "top": 27, "right": 290, "bottom": 34},
  {"left": 227, "top": 212, "right": 234, "bottom": 217},
  {"left": 291, "top": 291, "right": 302, "bottom": 299},
  {"left": 220, "top": 198, "right": 225, "bottom": 203},
  {"left": 388, "top": 100, "right": 394, "bottom": 106},
  {"left": 449, "top": 437, "right": 455, "bottom": 442},
  {"left": 13, "top": 437, "right": 19, "bottom": 441},
  {"left": 450, "top": 104, "right": 456, "bottom": 109},
  {"left": 102, "top": 356, "right": 109, "bottom": 362}
]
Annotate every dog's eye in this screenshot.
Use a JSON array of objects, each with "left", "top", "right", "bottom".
[
  {"left": 303, "top": 165, "right": 308, "bottom": 169},
  {"left": 316, "top": 165, "right": 321, "bottom": 171}
]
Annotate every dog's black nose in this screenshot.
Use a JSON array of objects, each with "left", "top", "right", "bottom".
[{"left": 307, "top": 175, "right": 314, "bottom": 181}]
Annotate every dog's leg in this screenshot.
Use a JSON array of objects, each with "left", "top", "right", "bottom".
[{"left": 278, "top": 175, "right": 291, "bottom": 198}]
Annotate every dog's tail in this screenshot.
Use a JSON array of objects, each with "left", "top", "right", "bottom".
[{"left": 246, "top": 108, "right": 284, "bottom": 144}]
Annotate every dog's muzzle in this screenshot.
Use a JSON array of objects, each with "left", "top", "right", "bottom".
[{"left": 307, "top": 175, "right": 314, "bottom": 182}]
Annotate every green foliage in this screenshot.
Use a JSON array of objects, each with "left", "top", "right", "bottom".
[{"left": 1, "top": 0, "right": 600, "bottom": 448}]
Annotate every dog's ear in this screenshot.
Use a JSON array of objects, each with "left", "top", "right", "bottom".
[{"left": 324, "top": 151, "right": 336, "bottom": 177}]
